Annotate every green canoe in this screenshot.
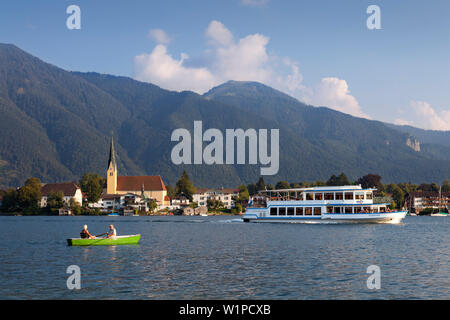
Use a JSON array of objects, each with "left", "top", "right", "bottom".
[{"left": 67, "top": 234, "right": 141, "bottom": 246}]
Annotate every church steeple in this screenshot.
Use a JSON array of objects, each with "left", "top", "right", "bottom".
[
  {"left": 106, "top": 136, "right": 118, "bottom": 194},
  {"left": 108, "top": 136, "right": 117, "bottom": 171}
]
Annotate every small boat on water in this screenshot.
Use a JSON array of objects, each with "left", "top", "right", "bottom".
[
  {"left": 243, "top": 185, "right": 407, "bottom": 224},
  {"left": 67, "top": 234, "right": 141, "bottom": 246},
  {"left": 430, "top": 212, "right": 448, "bottom": 217}
]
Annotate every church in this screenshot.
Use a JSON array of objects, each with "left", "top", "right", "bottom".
[{"left": 106, "top": 137, "right": 169, "bottom": 207}]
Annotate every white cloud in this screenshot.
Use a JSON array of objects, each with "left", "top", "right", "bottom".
[
  {"left": 394, "top": 118, "right": 414, "bottom": 126},
  {"left": 241, "top": 0, "right": 269, "bottom": 7},
  {"left": 303, "top": 78, "right": 370, "bottom": 119},
  {"left": 148, "top": 28, "right": 171, "bottom": 44},
  {"left": 134, "top": 21, "right": 368, "bottom": 119},
  {"left": 408, "top": 101, "right": 450, "bottom": 130},
  {"left": 134, "top": 45, "right": 217, "bottom": 92},
  {"left": 205, "top": 20, "right": 234, "bottom": 47}
]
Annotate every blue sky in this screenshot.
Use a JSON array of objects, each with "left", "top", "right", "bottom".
[{"left": 1, "top": 0, "right": 449, "bottom": 130}]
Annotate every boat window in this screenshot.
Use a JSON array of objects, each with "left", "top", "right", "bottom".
[
  {"left": 366, "top": 192, "right": 373, "bottom": 200},
  {"left": 314, "top": 207, "right": 321, "bottom": 215},
  {"left": 270, "top": 207, "right": 277, "bottom": 216},
  {"left": 355, "top": 206, "right": 362, "bottom": 213},
  {"left": 315, "top": 193, "right": 323, "bottom": 200},
  {"left": 279, "top": 207, "right": 286, "bottom": 216},
  {"left": 335, "top": 207, "right": 342, "bottom": 214},
  {"left": 287, "top": 207, "right": 295, "bottom": 215},
  {"left": 295, "top": 207, "right": 303, "bottom": 215},
  {"left": 305, "top": 207, "right": 312, "bottom": 215},
  {"left": 306, "top": 193, "right": 313, "bottom": 200},
  {"left": 335, "top": 193, "right": 343, "bottom": 200},
  {"left": 326, "top": 206, "right": 333, "bottom": 213},
  {"left": 324, "top": 193, "right": 334, "bottom": 200},
  {"left": 379, "top": 206, "right": 386, "bottom": 212},
  {"left": 355, "top": 193, "right": 364, "bottom": 200},
  {"left": 345, "top": 207, "right": 353, "bottom": 214},
  {"left": 345, "top": 192, "right": 354, "bottom": 200}
]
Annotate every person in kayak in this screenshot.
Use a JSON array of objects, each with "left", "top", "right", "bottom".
[
  {"left": 80, "top": 225, "right": 95, "bottom": 239},
  {"left": 106, "top": 224, "right": 117, "bottom": 238}
]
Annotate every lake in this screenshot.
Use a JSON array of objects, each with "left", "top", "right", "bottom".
[{"left": 0, "top": 215, "right": 448, "bottom": 299}]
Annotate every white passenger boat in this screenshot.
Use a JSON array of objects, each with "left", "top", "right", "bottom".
[{"left": 243, "top": 185, "right": 407, "bottom": 224}]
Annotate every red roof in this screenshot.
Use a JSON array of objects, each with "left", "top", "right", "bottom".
[
  {"left": 41, "top": 183, "right": 80, "bottom": 197},
  {"left": 117, "top": 176, "right": 166, "bottom": 191}
]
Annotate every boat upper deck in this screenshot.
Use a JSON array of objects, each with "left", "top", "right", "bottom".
[{"left": 250, "top": 185, "right": 378, "bottom": 207}]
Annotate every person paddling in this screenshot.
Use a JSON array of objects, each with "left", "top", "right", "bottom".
[
  {"left": 80, "top": 225, "right": 95, "bottom": 239},
  {"left": 107, "top": 224, "right": 117, "bottom": 238}
]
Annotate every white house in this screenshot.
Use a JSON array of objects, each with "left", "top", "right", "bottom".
[
  {"left": 193, "top": 188, "right": 238, "bottom": 209},
  {"left": 40, "top": 183, "right": 82, "bottom": 208}
]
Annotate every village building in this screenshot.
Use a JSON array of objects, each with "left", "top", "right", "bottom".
[
  {"left": 105, "top": 137, "right": 169, "bottom": 209},
  {"left": 405, "top": 191, "right": 450, "bottom": 214},
  {"left": 40, "top": 182, "right": 82, "bottom": 208},
  {"left": 193, "top": 188, "right": 238, "bottom": 209},
  {"left": 171, "top": 193, "right": 190, "bottom": 208}
]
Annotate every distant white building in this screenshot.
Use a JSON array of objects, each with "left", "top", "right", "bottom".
[
  {"left": 40, "top": 183, "right": 82, "bottom": 208},
  {"left": 171, "top": 193, "right": 190, "bottom": 209},
  {"left": 193, "top": 188, "right": 238, "bottom": 209}
]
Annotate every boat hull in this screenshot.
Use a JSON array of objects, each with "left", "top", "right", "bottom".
[
  {"left": 243, "top": 211, "right": 408, "bottom": 224},
  {"left": 67, "top": 234, "right": 141, "bottom": 246}
]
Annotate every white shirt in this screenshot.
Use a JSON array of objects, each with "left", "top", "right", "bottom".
[{"left": 108, "top": 228, "right": 117, "bottom": 237}]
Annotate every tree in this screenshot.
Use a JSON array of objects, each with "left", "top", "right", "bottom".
[
  {"left": 255, "top": 177, "right": 266, "bottom": 192},
  {"left": 47, "top": 191, "right": 64, "bottom": 209},
  {"left": 357, "top": 174, "right": 382, "bottom": 189},
  {"left": 166, "top": 185, "right": 175, "bottom": 198},
  {"left": 235, "top": 185, "right": 249, "bottom": 204},
  {"left": 386, "top": 184, "right": 405, "bottom": 209},
  {"left": 207, "top": 199, "right": 224, "bottom": 211},
  {"left": 146, "top": 199, "right": 158, "bottom": 213},
  {"left": 17, "top": 178, "right": 42, "bottom": 213},
  {"left": 397, "top": 183, "right": 417, "bottom": 195},
  {"left": 275, "top": 181, "right": 290, "bottom": 189},
  {"left": 247, "top": 183, "right": 257, "bottom": 196},
  {"left": 189, "top": 202, "right": 198, "bottom": 209},
  {"left": 69, "top": 198, "right": 82, "bottom": 215},
  {"left": 232, "top": 203, "right": 243, "bottom": 215},
  {"left": 417, "top": 183, "right": 439, "bottom": 192},
  {"left": 80, "top": 173, "right": 105, "bottom": 203},
  {"left": 175, "top": 171, "right": 196, "bottom": 200},
  {"left": 327, "top": 173, "right": 351, "bottom": 186},
  {"left": 0, "top": 188, "right": 19, "bottom": 212},
  {"left": 266, "top": 184, "right": 275, "bottom": 190},
  {"left": 442, "top": 179, "right": 450, "bottom": 193}
]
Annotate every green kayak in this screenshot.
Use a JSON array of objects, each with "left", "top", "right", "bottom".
[{"left": 67, "top": 234, "right": 141, "bottom": 246}]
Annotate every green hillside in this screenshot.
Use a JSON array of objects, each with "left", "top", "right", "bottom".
[{"left": 0, "top": 44, "right": 449, "bottom": 188}]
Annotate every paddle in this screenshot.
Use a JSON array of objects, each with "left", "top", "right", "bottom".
[{"left": 95, "top": 232, "right": 107, "bottom": 237}]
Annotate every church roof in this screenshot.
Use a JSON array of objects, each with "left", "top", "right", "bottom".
[
  {"left": 108, "top": 136, "right": 117, "bottom": 170},
  {"left": 117, "top": 176, "right": 166, "bottom": 191}
]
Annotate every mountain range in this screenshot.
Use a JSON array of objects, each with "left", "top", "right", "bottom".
[{"left": 0, "top": 43, "right": 449, "bottom": 189}]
